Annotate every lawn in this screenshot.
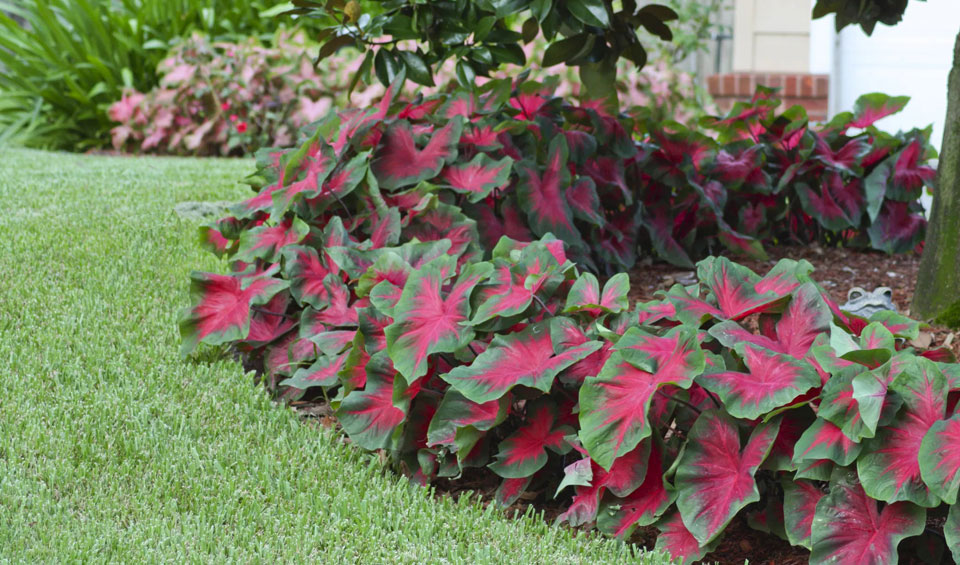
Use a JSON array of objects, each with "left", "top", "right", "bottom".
[{"left": 0, "top": 148, "right": 668, "bottom": 563}]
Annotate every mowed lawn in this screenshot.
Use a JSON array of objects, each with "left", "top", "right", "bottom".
[{"left": 0, "top": 149, "right": 668, "bottom": 563}]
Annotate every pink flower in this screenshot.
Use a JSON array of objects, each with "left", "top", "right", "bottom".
[
  {"left": 229, "top": 114, "right": 239, "bottom": 122},
  {"left": 221, "top": 102, "right": 231, "bottom": 111},
  {"left": 236, "top": 122, "right": 247, "bottom": 134}
]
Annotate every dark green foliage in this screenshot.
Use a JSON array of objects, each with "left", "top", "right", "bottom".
[{"left": 812, "top": 0, "right": 918, "bottom": 35}]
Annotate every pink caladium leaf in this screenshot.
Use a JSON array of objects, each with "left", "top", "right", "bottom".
[
  {"left": 557, "top": 441, "right": 652, "bottom": 527},
  {"left": 336, "top": 351, "right": 409, "bottom": 450},
  {"left": 793, "top": 418, "right": 863, "bottom": 467},
  {"left": 857, "top": 357, "right": 947, "bottom": 507},
  {"left": 697, "top": 343, "right": 821, "bottom": 420},
  {"left": 487, "top": 398, "right": 572, "bottom": 479},
  {"left": 385, "top": 256, "right": 491, "bottom": 383},
  {"left": 664, "top": 284, "right": 725, "bottom": 327},
  {"left": 675, "top": 410, "right": 780, "bottom": 544},
  {"left": 782, "top": 478, "right": 825, "bottom": 550},
  {"left": 596, "top": 438, "right": 673, "bottom": 538},
  {"left": 919, "top": 414, "right": 960, "bottom": 505},
  {"left": 655, "top": 510, "right": 718, "bottom": 564},
  {"left": 438, "top": 153, "right": 513, "bottom": 203},
  {"left": 564, "top": 272, "right": 629, "bottom": 315},
  {"left": 180, "top": 267, "right": 289, "bottom": 355},
  {"left": 850, "top": 93, "right": 911, "bottom": 129},
  {"left": 443, "top": 322, "right": 601, "bottom": 404},
  {"left": 515, "top": 135, "right": 585, "bottom": 249},
  {"left": 579, "top": 327, "right": 704, "bottom": 471},
  {"left": 754, "top": 258, "right": 814, "bottom": 296},
  {"left": 371, "top": 117, "right": 463, "bottom": 190},
  {"left": 244, "top": 292, "right": 295, "bottom": 345},
  {"left": 235, "top": 216, "right": 309, "bottom": 263},
  {"left": 404, "top": 198, "right": 482, "bottom": 261},
  {"left": 809, "top": 469, "right": 925, "bottom": 565},
  {"left": 425, "top": 390, "right": 508, "bottom": 448}
]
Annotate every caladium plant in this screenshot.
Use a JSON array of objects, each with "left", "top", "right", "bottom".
[{"left": 181, "top": 80, "right": 950, "bottom": 564}]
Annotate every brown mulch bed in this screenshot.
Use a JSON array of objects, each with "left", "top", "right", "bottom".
[{"left": 289, "top": 245, "right": 958, "bottom": 565}]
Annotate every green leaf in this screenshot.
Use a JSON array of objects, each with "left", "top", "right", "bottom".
[
  {"left": 541, "top": 33, "right": 591, "bottom": 67},
  {"left": 521, "top": 16, "right": 539, "bottom": 43},
  {"left": 455, "top": 60, "right": 476, "bottom": 90},
  {"left": 374, "top": 48, "right": 404, "bottom": 87},
  {"left": 398, "top": 50, "right": 434, "bottom": 87},
  {"left": 567, "top": 0, "right": 610, "bottom": 27}
]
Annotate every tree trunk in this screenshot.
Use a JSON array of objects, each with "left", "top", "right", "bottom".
[{"left": 912, "top": 29, "right": 960, "bottom": 324}]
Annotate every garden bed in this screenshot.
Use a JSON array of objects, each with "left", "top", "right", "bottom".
[{"left": 288, "top": 245, "right": 957, "bottom": 565}]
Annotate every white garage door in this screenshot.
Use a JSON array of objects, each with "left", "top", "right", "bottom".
[{"left": 832, "top": 0, "right": 960, "bottom": 149}]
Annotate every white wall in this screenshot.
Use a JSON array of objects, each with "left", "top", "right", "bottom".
[{"left": 831, "top": 0, "right": 959, "bottom": 149}]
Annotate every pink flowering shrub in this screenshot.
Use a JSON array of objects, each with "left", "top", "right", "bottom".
[{"left": 109, "top": 29, "right": 386, "bottom": 156}]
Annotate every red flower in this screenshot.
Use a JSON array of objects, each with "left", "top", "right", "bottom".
[
  {"left": 236, "top": 122, "right": 247, "bottom": 134},
  {"left": 221, "top": 102, "right": 231, "bottom": 111},
  {"left": 229, "top": 114, "right": 238, "bottom": 122}
]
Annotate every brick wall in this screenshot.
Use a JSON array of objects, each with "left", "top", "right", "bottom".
[{"left": 706, "top": 73, "right": 830, "bottom": 122}]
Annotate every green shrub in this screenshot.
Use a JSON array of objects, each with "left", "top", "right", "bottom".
[{"left": 0, "top": 0, "right": 314, "bottom": 149}]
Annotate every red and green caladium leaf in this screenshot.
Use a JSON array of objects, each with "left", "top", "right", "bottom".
[
  {"left": 793, "top": 418, "right": 863, "bottom": 467},
  {"left": 371, "top": 117, "right": 463, "bottom": 190},
  {"left": 782, "top": 478, "right": 825, "bottom": 550},
  {"left": 515, "top": 135, "right": 585, "bottom": 250},
  {"left": 494, "top": 476, "right": 533, "bottom": 507},
  {"left": 710, "top": 282, "right": 830, "bottom": 360},
  {"left": 857, "top": 358, "right": 947, "bottom": 507},
  {"left": 797, "top": 174, "right": 865, "bottom": 231},
  {"left": 810, "top": 469, "right": 925, "bottom": 565},
  {"left": 180, "top": 267, "right": 289, "bottom": 355},
  {"left": 269, "top": 141, "right": 338, "bottom": 218},
  {"left": 425, "top": 390, "right": 508, "bottom": 448},
  {"left": 487, "top": 398, "right": 572, "bottom": 479},
  {"left": 655, "top": 510, "right": 719, "bottom": 565},
  {"left": 385, "top": 256, "right": 492, "bottom": 383},
  {"left": 282, "top": 246, "right": 332, "bottom": 309},
  {"left": 443, "top": 322, "right": 601, "bottom": 404},
  {"left": 596, "top": 438, "right": 673, "bottom": 538},
  {"left": 675, "top": 410, "right": 780, "bottom": 545},
  {"left": 235, "top": 216, "right": 309, "bottom": 263},
  {"left": 868, "top": 200, "right": 925, "bottom": 254},
  {"left": 563, "top": 272, "right": 629, "bottom": 315},
  {"left": 336, "top": 351, "right": 409, "bottom": 450},
  {"left": 470, "top": 241, "right": 567, "bottom": 325},
  {"left": 695, "top": 256, "right": 791, "bottom": 321},
  {"left": 918, "top": 414, "right": 960, "bottom": 505},
  {"left": 697, "top": 343, "right": 821, "bottom": 420},
  {"left": 281, "top": 349, "right": 349, "bottom": 390},
  {"left": 557, "top": 441, "right": 652, "bottom": 527},
  {"left": 579, "top": 327, "right": 704, "bottom": 471},
  {"left": 849, "top": 93, "right": 911, "bottom": 130},
  {"left": 438, "top": 153, "right": 513, "bottom": 203}
]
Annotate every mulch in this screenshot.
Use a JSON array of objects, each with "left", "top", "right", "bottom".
[{"left": 289, "top": 245, "right": 958, "bottom": 565}]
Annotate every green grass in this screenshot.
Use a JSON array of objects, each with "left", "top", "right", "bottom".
[{"left": 0, "top": 148, "right": 670, "bottom": 563}]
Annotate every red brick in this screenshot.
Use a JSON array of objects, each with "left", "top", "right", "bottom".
[
  {"left": 801, "top": 75, "right": 815, "bottom": 97},
  {"left": 815, "top": 76, "right": 829, "bottom": 97},
  {"left": 707, "top": 75, "right": 718, "bottom": 95},
  {"left": 723, "top": 74, "right": 735, "bottom": 96},
  {"left": 737, "top": 74, "right": 752, "bottom": 96},
  {"left": 766, "top": 74, "right": 783, "bottom": 89},
  {"left": 785, "top": 75, "right": 798, "bottom": 97}
]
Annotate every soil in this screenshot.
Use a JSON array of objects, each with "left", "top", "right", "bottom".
[{"left": 288, "top": 245, "right": 959, "bottom": 565}]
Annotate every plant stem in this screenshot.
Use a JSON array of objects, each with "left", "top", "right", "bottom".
[{"left": 656, "top": 388, "right": 702, "bottom": 415}]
